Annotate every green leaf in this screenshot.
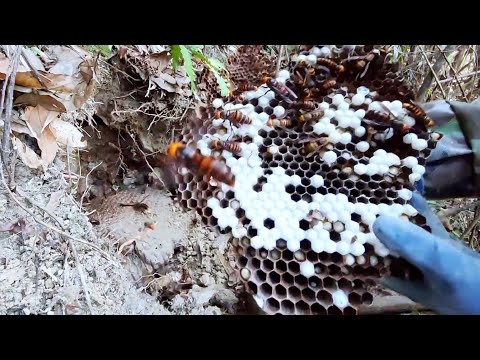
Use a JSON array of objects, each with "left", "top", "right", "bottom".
[
  {"left": 170, "top": 45, "right": 182, "bottom": 72},
  {"left": 179, "top": 45, "right": 196, "bottom": 92},
  {"left": 213, "top": 71, "right": 230, "bottom": 96},
  {"left": 186, "top": 45, "right": 204, "bottom": 51},
  {"left": 207, "top": 57, "right": 226, "bottom": 72}
]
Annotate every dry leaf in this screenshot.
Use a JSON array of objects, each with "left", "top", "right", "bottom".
[
  {"left": 46, "top": 190, "right": 64, "bottom": 212},
  {"left": 146, "top": 51, "right": 170, "bottom": 74},
  {"left": 21, "top": 48, "right": 45, "bottom": 71},
  {"left": 11, "top": 122, "right": 33, "bottom": 136},
  {"left": 159, "top": 73, "right": 176, "bottom": 84},
  {"left": 22, "top": 106, "right": 58, "bottom": 138},
  {"left": 0, "top": 217, "right": 26, "bottom": 233},
  {"left": 151, "top": 76, "right": 176, "bottom": 92},
  {"left": 14, "top": 93, "right": 66, "bottom": 112},
  {"left": 13, "top": 137, "right": 42, "bottom": 169},
  {"left": 38, "top": 127, "right": 59, "bottom": 166},
  {"left": 47, "top": 46, "right": 85, "bottom": 76},
  {"left": 79, "top": 57, "right": 96, "bottom": 84},
  {"left": 48, "top": 119, "right": 87, "bottom": 148},
  {"left": 73, "top": 80, "right": 95, "bottom": 109}
]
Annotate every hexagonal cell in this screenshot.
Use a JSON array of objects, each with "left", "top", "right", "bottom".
[
  {"left": 239, "top": 256, "right": 248, "bottom": 268},
  {"left": 338, "top": 278, "right": 353, "bottom": 292},
  {"left": 251, "top": 257, "right": 261, "bottom": 269},
  {"left": 255, "top": 269, "right": 267, "bottom": 282},
  {"left": 282, "top": 250, "right": 294, "bottom": 262},
  {"left": 352, "top": 279, "right": 365, "bottom": 290},
  {"left": 294, "top": 274, "right": 308, "bottom": 288},
  {"left": 247, "top": 281, "right": 258, "bottom": 294},
  {"left": 343, "top": 306, "right": 357, "bottom": 315},
  {"left": 268, "top": 270, "right": 281, "bottom": 284},
  {"left": 208, "top": 216, "right": 218, "bottom": 227},
  {"left": 323, "top": 276, "right": 337, "bottom": 291},
  {"left": 264, "top": 218, "right": 275, "bottom": 229},
  {"left": 295, "top": 300, "right": 310, "bottom": 314},
  {"left": 309, "top": 276, "right": 323, "bottom": 290},
  {"left": 265, "top": 298, "right": 280, "bottom": 313},
  {"left": 327, "top": 305, "right": 343, "bottom": 315},
  {"left": 275, "top": 260, "right": 287, "bottom": 273},
  {"left": 262, "top": 259, "right": 274, "bottom": 272},
  {"left": 281, "top": 272, "right": 294, "bottom": 285},
  {"left": 311, "top": 303, "right": 327, "bottom": 315},
  {"left": 307, "top": 251, "right": 318, "bottom": 262},
  {"left": 349, "top": 292, "right": 362, "bottom": 306},
  {"left": 274, "top": 284, "right": 287, "bottom": 299},
  {"left": 280, "top": 299, "right": 295, "bottom": 315},
  {"left": 361, "top": 292, "right": 373, "bottom": 305},
  {"left": 288, "top": 285, "right": 301, "bottom": 301},
  {"left": 317, "top": 290, "right": 333, "bottom": 306},
  {"left": 328, "top": 264, "right": 341, "bottom": 276},
  {"left": 260, "top": 283, "right": 273, "bottom": 297},
  {"left": 301, "top": 287, "right": 316, "bottom": 303}
]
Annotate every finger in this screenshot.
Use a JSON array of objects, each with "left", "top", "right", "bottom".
[
  {"left": 379, "top": 277, "right": 431, "bottom": 308},
  {"left": 373, "top": 215, "right": 441, "bottom": 274},
  {"left": 409, "top": 192, "right": 451, "bottom": 239}
]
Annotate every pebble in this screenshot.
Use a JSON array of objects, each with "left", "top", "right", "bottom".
[
  {"left": 200, "top": 273, "right": 215, "bottom": 287},
  {"left": 45, "top": 279, "right": 54, "bottom": 289}
]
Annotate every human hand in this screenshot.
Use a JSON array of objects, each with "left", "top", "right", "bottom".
[{"left": 372, "top": 192, "right": 480, "bottom": 315}]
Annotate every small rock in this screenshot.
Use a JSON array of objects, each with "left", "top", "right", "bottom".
[
  {"left": 45, "top": 279, "right": 54, "bottom": 289},
  {"left": 47, "top": 311, "right": 54, "bottom": 315},
  {"left": 200, "top": 273, "right": 215, "bottom": 287},
  {"left": 23, "top": 308, "right": 31, "bottom": 315},
  {"left": 208, "top": 232, "right": 215, "bottom": 241}
]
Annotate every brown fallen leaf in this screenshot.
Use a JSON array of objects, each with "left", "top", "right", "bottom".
[
  {"left": 0, "top": 218, "right": 26, "bottom": 233},
  {"left": 159, "top": 72, "right": 176, "bottom": 84},
  {"left": 14, "top": 93, "right": 66, "bottom": 112},
  {"left": 151, "top": 76, "right": 176, "bottom": 92},
  {"left": 146, "top": 51, "right": 171, "bottom": 74},
  {"left": 73, "top": 78, "right": 95, "bottom": 109},
  {"left": 13, "top": 137, "right": 42, "bottom": 169},
  {"left": 38, "top": 127, "right": 59, "bottom": 166},
  {"left": 46, "top": 190, "right": 64, "bottom": 212},
  {"left": 79, "top": 57, "right": 97, "bottom": 84},
  {"left": 22, "top": 105, "right": 58, "bottom": 138},
  {"left": 21, "top": 48, "right": 45, "bottom": 71},
  {"left": 48, "top": 119, "right": 87, "bottom": 148}
]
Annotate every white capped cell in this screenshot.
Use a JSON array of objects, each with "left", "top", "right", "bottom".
[
  {"left": 332, "top": 290, "right": 349, "bottom": 309},
  {"left": 340, "top": 132, "right": 352, "bottom": 144},
  {"left": 356, "top": 141, "right": 369, "bottom": 152},
  {"left": 403, "top": 156, "right": 418, "bottom": 168},
  {"left": 324, "top": 239, "right": 337, "bottom": 253},
  {"left": 356, "top": 86, "right": 370, "bottom": 96},
  {"left": 366, "top": 163, "right": 379, "bottom": 176},
  {"left": 250, "top": 236, "right": 264, "bottom": 249},
  {"left": 311, "top": 174, "right": 324, "bottom": 188},
  {"left": 354, "top": 126, "right": 366, "bottom": 137},
  {"left": 336, "top": 241, "right": 350, "bottom": 255},
  {"left": 352, "top": 93, "right": 365, "bottom": 106},
  {"left": 332, "top": 94, "right": 345, "bottom": 106},
  {"left": 345, "top": 254, "right": 355, "bottom": 266},
  {"left": 338, "top": 102, "right": 350, "bottom": 111},
  {"left": 306, "top": 54, "right": 317, "bottom": 65},
  {"left": 313, "top": 122, "right": 326, "bottom": 135},
  {"left": 412, "top": 138, "right": 428, "bottom": 151},
  {"left": 300, "top": 261, "right": 315, "bottom": 277},
  {"left": 329, "top": 131, "right": 342, "bottom": 144},
  {"left": 354, "top": 163, "right": 367, "bottom": 175},
  {"left": 351, "top": 242, "right": 365, "bottom": 256},
  {"left": 212, "top": 98, "right": 224, "bottom": 108},
  {"left": 324, "top": 123, "right": 337, "bottom": 135},
  {"left": 323, "top": 151, "right": 337, "bottom": 164},
  {"left": 278, "top": 69, "right": 290, "bottom": 80},
  {"left": 273, "top": 106, "right": 285, "bottom": 117},
  {"left": 413, "top": 164, "right": 426, "bottom": 175}
]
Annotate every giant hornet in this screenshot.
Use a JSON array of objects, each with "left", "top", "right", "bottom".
[
  {"left": 403, "top": 101, "right": 435, "bottom": 129},
  {"left": 262, "top": 76, "right": 298, "bottom": 103},
  {"left": 298, "top": 135, "right": 331, "bottom": 158},
  {"left": 267, "top": 118, "right": 293, "bottom": 128},
  {"left": 209, "top": 138, "right": 242, "bottom": 155},
  {"left": 316, "top": 58, "right": 345, "bottom": 75},
  {"left": 214, "top": 109, "right": 252, "bottom": 126},
  {"left": 297, "top": 110, "right": 325, "bottom": 123},
  {"left": 167, "top": 142, "right": 235, "bottom": 186}
]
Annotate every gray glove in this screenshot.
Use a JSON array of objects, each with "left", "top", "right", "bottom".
[{"left": 373, "top": 192, "right": 480, "bottom": 315}]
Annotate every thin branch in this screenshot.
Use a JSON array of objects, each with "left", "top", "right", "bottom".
[
  {"left": 461, "top": 210, "right": 480, "bottom": 240},
  {"left": 438, "top": 70, "right": 480, "bottom": 84},
  {"left": 435, "top": 45, "right": 467, "bottom": 101},
  {"left": 441, "top": 199, "right": 480, "bottom": 218},
  {"left": 21, "top": 47, "right": 48, "bottom": 89},
  {"left": 276, "top": 45, "right": 285, "bottom": 76},
  {"left": 1, "top": 46, "right": 21, "bottom": 171},
  {"left": 22, "top": 193, "right": 94, "bottom": 314},
  {"left": 417, "top": 45, "right": 455, "bottom": 101},
  {"left": 0, "top": 162, "right": 113, "bottom": 261}
]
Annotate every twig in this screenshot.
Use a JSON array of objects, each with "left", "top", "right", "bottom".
[
  {"left": 435, "top": 45, "right": 467, "bottom": 101},
  {"left": 438, "top": 70, "right": 480, "bottom": 84},
  {"left": 1, "top": 46, "right": 21, "bottom": 172},
  {"left": 276, "top": 45, "right": 285, "bottom": 76},
  {"left": 79, "top": 161, "right": 103, "bottom": 208},
  {"left": 461, "top": 210, "right": 480, "bottom": 240},
  {"left": 417, "top": 45, "right": 454, "bottom": 101},
  {"left": 21, "top": 47, "right": 48, "bottom": 89},
  {"left": 441, "top": 199, "right": 480, "bottom": 218},
  {"left": 0, "top": 162, "right": 113, "bottom": 261}
]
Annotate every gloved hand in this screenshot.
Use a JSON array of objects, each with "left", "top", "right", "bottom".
[{"left": 372, "top": 192, "right": 480, "bottom": 315}]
